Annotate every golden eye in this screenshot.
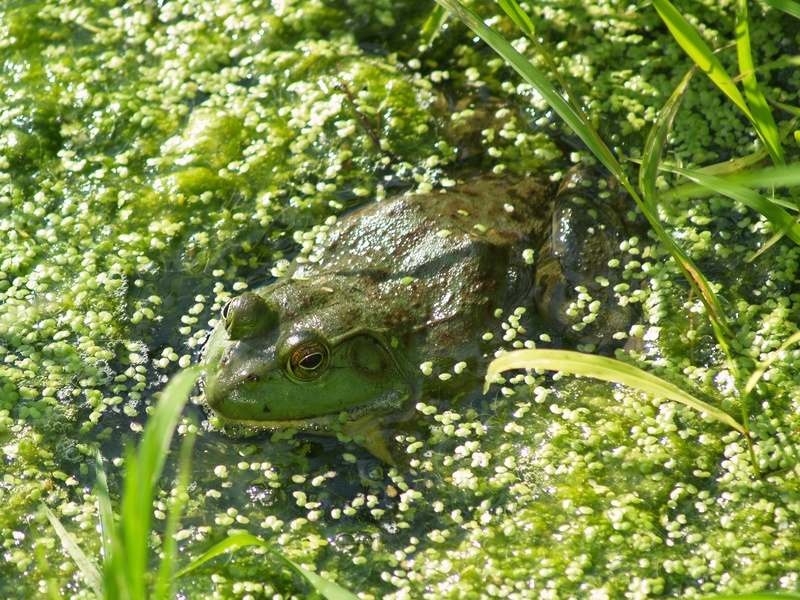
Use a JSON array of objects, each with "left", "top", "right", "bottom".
[{"left": 287, "top": 342, "right": 330, "bottom": 381}]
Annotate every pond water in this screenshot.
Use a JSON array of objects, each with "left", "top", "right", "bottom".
[{"left": 2, "top": 0, "right": 800, "bottom": 598}]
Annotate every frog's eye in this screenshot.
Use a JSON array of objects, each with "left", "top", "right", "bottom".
[
  {"left": 221, "top": 299, "right": 233, "bottom": 321},
  {"left": 287, "top": 341, "right": 330, "bottom": 381}
]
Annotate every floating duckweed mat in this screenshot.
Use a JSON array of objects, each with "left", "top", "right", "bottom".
[{"left": 3, "top": 0, "right": 800, "bottom": 598}]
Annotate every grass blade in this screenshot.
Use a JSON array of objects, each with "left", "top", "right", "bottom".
[
  {"left": 736, "top": 0, "right": 784, "bottom": 167},
  {"left": 659, "top": 163, "right": 800, "bottom": 245},
  {"left": 744, "top": 329, "right": 800, "bottom": 396},
  {"left": 485, "top": 349, "right": 747, "bottom": 435},
  {"left": 155, "top": 423, "right": 198, "bottom": 600},
  {"left": 435, "top": 0, "right": 733, "bottom": 338},
  {"left": 415, "top": 4, "right": 450, "bottom": 56},
  {"left": 651, "top": 0, "right": 784, "bottom": 165},
  {"left": 94, "top": 452, "right": 115, "bottom": 571},
  {"left": 497, "top": 0, "right": 535, "bottom": 37},
  {"left": 432, "top": 0, "right": 622, "bottom": 182},
  {"left": 759, "top": 0, "right": 800, "bottom": 18},
  {"left": 640, "top": 65, "right": 695, "bottom": 212},
  {"left": 42, "top": 504, "right": 105, "bottom": 598},
  {"left": 178, "top": 533, "right": 359, "bottom": 600},
  {"left": 651, "top": 0, "right": 751, "bottom": 116},
  {"left": 120, "top": 366, "right": 201, "bottom": 599}
]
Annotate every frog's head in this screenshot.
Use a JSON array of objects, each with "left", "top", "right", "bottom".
[{"left": 201, "top": 285, "right": 412, "bottom": 430}]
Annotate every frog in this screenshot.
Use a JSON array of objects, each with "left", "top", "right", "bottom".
[{"left": 200, "top": 168, "right": 638, "bottom": 463}]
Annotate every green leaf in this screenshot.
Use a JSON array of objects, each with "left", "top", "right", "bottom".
[
  {"left": 640, "top": 66, "right": 695, "bottom": 212},
  {"left": 485, "top": 349, "right": 746, "bottom": 435},
  {"left": 42, "top": 504, "right": 105, "bottom": 599},
  {"left": 759, "top": 0, "right": 800, "bottom": 18},
  {"left": 119, "top": 366, "right": 201, "bottom": 600},
  {"left": 178, "top": 533, "right": 360, "bottom": 600},
  {"left": 652, "top": 0, "right": 783, "bottom": 166},
  {"left": 155, "top": 424, "right": 197, "bottom": 600},
  {"left": 432, "top": 0, "right": 623, "bottom": 182},
  {"left": 651, "top": 0, "right": 751, "bottom": 117},
  {"left": 497, "top": 0, "right": 535, "bottom": 37},
  {"left": 415, "top": 4, "right": 451, "bottom": 56},
  {"left": 744, "top": 330, "right": 800, "bottom": 396},
  {"left": 659, "top": 163, "right": 800, "bottom": 245},
  {"left": 434, "top": 0, "right": 732, "bottom": 338},
  {"left": 735, "top": 0, "right": 784, "bottom": 167},
  {"left": 94, "top": 452, "right": 115, "bottom": 575}
]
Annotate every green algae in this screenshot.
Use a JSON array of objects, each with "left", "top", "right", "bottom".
[{"left": 2, "top": 0, "right": 800, "bottom": 598}]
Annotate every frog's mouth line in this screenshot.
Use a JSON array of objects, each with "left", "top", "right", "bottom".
[{"left": 218, "top": 386, "right": 411, "bottom": 433}]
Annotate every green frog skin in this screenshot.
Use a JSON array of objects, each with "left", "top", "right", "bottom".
[{"left": 201, "top": 170, "right": 636, "bottom": 461}]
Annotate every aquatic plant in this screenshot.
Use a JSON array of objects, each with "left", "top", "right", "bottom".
[
  {"left": 435, "top": 0, "right": 800, "bottom": 479},
  {"left": 44, "top": 367, "right": 358, "bottom": 599}
]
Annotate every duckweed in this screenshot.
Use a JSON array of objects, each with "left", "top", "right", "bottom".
[{"left": 3, "top": 0, "right": 800, "bottom": 598}]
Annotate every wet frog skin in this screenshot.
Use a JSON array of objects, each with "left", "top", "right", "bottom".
[{"left": 201, "top": 170, "right": 637, "bottom": 460}]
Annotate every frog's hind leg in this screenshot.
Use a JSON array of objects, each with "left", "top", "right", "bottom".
[{"left": 534, "top": 167, "right": 641, "bottom": 349}]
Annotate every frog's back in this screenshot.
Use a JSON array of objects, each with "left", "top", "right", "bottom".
[
  {"left": 286, "top": 176, "right": 553, "bottom": 374},
  {"left": 309, "top": 175, "right": 552, "bottom": 275}
]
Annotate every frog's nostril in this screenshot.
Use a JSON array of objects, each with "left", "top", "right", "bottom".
[{"left": 247, "top": 374, "right": 261, "bottom": 383}]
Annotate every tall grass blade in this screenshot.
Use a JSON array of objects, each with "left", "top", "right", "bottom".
[
  {"left": 432, "top": 0, "right": 622, "bottom": 182},
  {"left": 651, "top": 0, "right": 783, "bottom": 165},
  {"left": 497, "top": 0, "right": 535, "bottom": 37},
  {"left": 119, "top": 366, "right": 201, "bottom": 600},
  {"left": 485, "top": 349, "right": 747, "bottom": 435},
  {"left": 744, "top": 329, "right": 800, "bottom": 396},
  {"left": 155, "top": 423, "right": 198, "bottom": 600},
  {"left": 736, "top": 0, "right": 785, "bottom": 167},
  {"left": 640, "top": 66, "right": 695, "bottom": 212},
  {"left": 94, "top": 452, "right": 115, "bottom": 571},
  {"left": 652, "top": 0, "right": 750, "bottom": 114},
  {"left": 120, "top": 444, "right": 145, "bottom": 600},
  {"left": 759, "top": 0, "right": 800, "bottom": 18},
  {"left": 668, "top": 162, "right": 800, "bottom": 201},
  {"left": 415, "top": 4, "right": 450, "bottom": 56},
  {"left": 178, "top": 533, "right": 359, "bottom": 600},
  {"left": 659, "top": 163, "right": 800, "bottom": 245},
  {"left": 42, "top": 504, "right": 105, "bottom": 598},
  {"left": 435, "top": 0, "right": 732, "bottom": 336}
]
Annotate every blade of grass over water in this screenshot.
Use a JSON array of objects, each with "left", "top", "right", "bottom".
[
  {"left": 743, "top": 330, "right": 800, "bottom": 397},
  {"left": 42, "top": 504, "right": 104, "bottom": 598},
  {"left": 434, "top": 0, "right": 620, "bottom": 178},
  {"left": 735, "top": 0, "right": 785, "bottom": 168},
  {"left": 434, "top": 0, "right": 732, "bottom": 337},
  {"left": 155, "top": 422, "right": 198, "bottom": 600},
  {"left": 485, "top": 349, "right": 747, "bottom": 435},
  {"left": 117, "top": 366, "right": 201, "bottom": 600},
  {"left": 651, "top": 0, "right": 784, "bottom": 166},
  {"left": 42, "top": 364, "right": 361, "bottom": 597},
  {"left": 759, "top": 0, "right": 800, "bottom": 19},
  {"left": 640, "top": 65, "right": 695, "bottom": 213},
  {"left": 94, "top": 452, "right": 115, "bottom": 575},
  {"left": 497, "top": 0, "right": 535, "bottom": 37},
  {"left": 658, "top": 163, "right": 800, "bottom": 246},
  {"left": 415, "top": 4, "right": 450, "bottom": 56},
  {"left": 178, "top": 533, "right": 360, "bottom": 600}
]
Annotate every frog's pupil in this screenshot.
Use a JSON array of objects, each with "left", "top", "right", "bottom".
[
  {"left": 300, "top": 352, "right": 323, "bottom": 370},
  {"left": 221, "top": 300, "right": 232, "bottom": 320}
]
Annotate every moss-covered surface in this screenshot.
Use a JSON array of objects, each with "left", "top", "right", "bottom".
[{"left": 2, "top": 0, "right": 800, "bottom": 598}]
